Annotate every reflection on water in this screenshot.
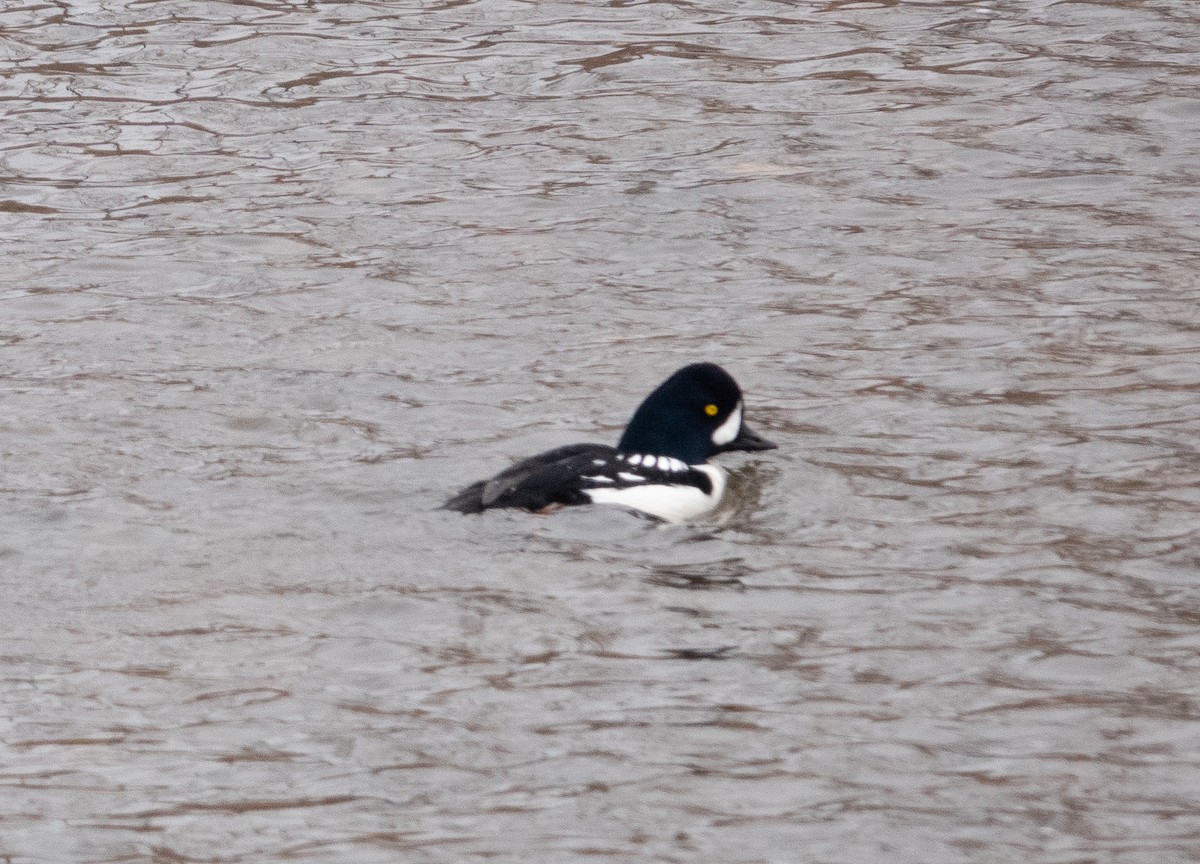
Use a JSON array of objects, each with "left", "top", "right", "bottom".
[{"left": 3, "top": 1, "right": 1199, "bottom": 862}]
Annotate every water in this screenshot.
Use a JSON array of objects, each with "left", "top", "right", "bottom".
[{"left": 2, "top": 1, "right": 1199, "bottom": 861}]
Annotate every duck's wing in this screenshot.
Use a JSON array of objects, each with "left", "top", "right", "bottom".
[{"left": 444, "top": 443, "right": 617, "bottom": 513}]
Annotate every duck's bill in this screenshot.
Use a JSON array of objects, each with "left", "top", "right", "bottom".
[{"left": 722, "top": 422, "right": 777, "bottom": 453}]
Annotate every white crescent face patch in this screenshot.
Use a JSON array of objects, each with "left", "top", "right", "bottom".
[{"left": 711, "top": 402, "right": 742, "bottom": 446}]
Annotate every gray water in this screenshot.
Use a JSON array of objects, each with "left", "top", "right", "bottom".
[{"left": 3, "top": 1, "right": 1199, "bottom": 862}]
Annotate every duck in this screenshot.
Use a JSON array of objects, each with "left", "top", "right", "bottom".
[{"left": 444, "top": 362, "right": 775, "bottom": 522}]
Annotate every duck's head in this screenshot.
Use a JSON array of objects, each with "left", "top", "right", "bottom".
[{"left": 616, "top": 362, "right": 777, "bottom": 464}]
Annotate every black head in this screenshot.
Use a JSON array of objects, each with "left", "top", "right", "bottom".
[{"left": 616, "top": 362, "right": 777, "bottom": 464}]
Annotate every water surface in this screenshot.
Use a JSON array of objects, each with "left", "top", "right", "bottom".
[{"left": 2, "top": 1, "right": 1199, "bottom": 862}]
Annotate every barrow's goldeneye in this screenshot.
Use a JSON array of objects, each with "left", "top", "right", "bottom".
[{"left": 444, "top": 363, "right": 775, "bottom": 522}]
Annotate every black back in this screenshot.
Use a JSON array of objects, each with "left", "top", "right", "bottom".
[{"left": 443, "top": 443, "right": 614, "bottom": 513}]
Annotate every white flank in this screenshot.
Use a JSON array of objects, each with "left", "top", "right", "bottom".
[
  {"left": 711, "top": 403, "right": 743, "bottom": 446},
  {"left": 585, "top": 465, "right": 726, "bottom": 523}
]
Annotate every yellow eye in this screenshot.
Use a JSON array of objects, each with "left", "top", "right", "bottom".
[{"left": 704, "top": 404, "right": 719, "bottom": 416}]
